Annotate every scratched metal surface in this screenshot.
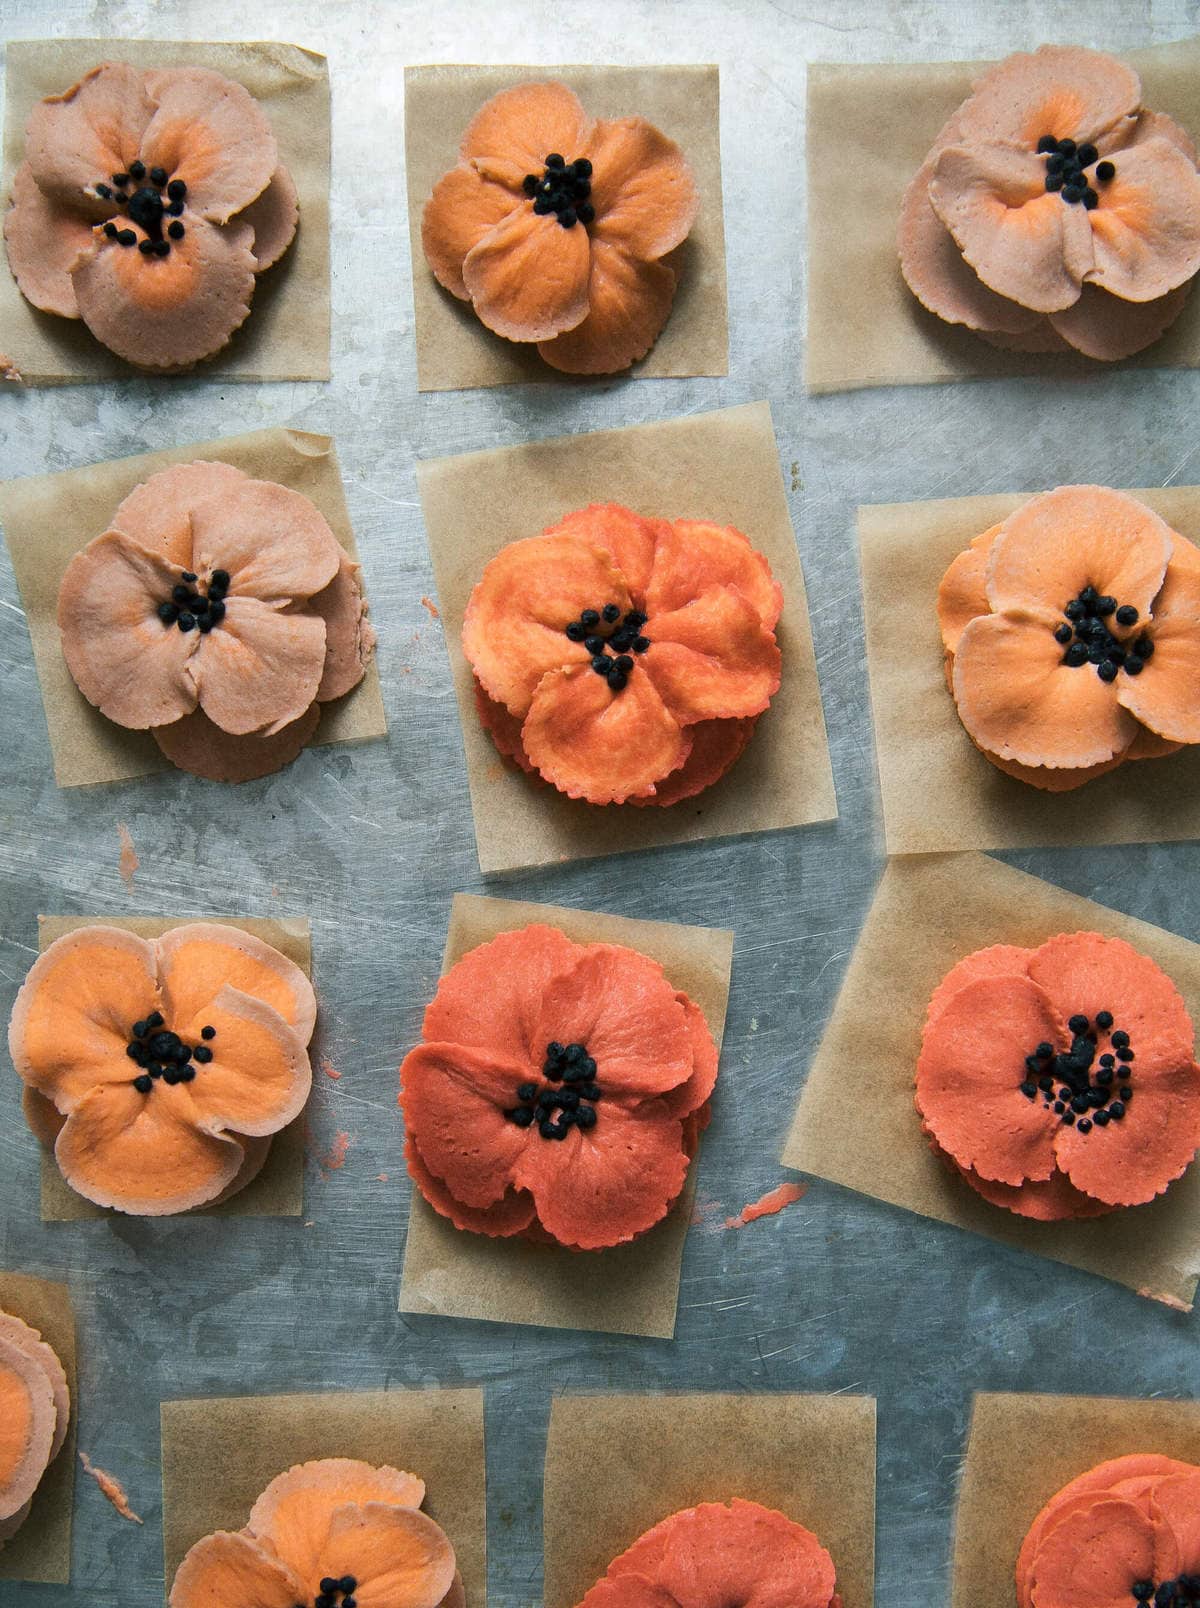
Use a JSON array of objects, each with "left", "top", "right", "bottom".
[{"left": 1, "top": 0, "right": 1199, "bottom": 1604}]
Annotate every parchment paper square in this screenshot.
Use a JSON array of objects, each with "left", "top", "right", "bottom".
[
  {"left": 806, "top": 37, "right": 1200, "bottom": 393},
  {"left": 544, "top": 1393, "right": 876, "bottom": 1608},
  {"left": 0, "top": 426, "right": 386, "bottom": 789},
  {"left": 781, "top": 853, "right": 1200, "bottom": 1309},
  {"left": 418, "top": 401, "right": 836, "bottom": 874},
  {"left": 952, "top": 1393, "right": 1200, "bottom": 1608},
  {"left": 859, "top": 484, "right": 1200, "bottom": 855},
  {"left": 33, "top": 914, "right": 311, "bottom": 1221},
  {"left": 160, "top": 1387, "right": 486, "bottom": 1602},
  {"left": 399, "top": 893, "right": 734, "bottom": 1339},
  {"left": 0, "top": 1272, "right": 76, "bottom": 1585},
  {"left": 405, "top": 64, "right": 727, "bottom": 391},
  {"left": 1, "top": 38, "right": 330, "bottom": 383}
]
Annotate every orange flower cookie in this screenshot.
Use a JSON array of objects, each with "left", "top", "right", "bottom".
[
  {"left": 171, "top": 1456, "right": 464, "bottom": 1608},
  {"left": 422, "top": 81, "right": 697, "bottom": 373},
  {"left": 1016, "top": 1454, "right": 1200, "bottom": 1608},
  {"left": 464, "top": 502, "right": 781, "bottom": 805},
  {"left": 938, "top": 485, "right": 1200, "bottom": 791},
  {"left": 57, "top": 460, "right": 375, "bottom": 782},
  {"left": 0, "top": 1311, "right": 69, "bottom": 1551},
  {"left": 9, "top": 923, "right": 316, "bottom": 1215},
  {"left": 574, "top": 1499, "right": 840, "bottom": 1608},
  {"left": 899, "top": 46, "right": 1200, "bottom": 360},
  {"left": 4, "top": 61, "right": 298, "bottom": 369},
  {"left": 916, "top": 932, "right": 1200, "bottom": 1221},
  {"left": 399, "top": 924, "right": 719, "bottom": 1251}
]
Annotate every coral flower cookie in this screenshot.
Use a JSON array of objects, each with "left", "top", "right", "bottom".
[
  {"left": 422, "top": 81, "right": 697, "bottom": 373},
  {"left": 916, "top": 932, "right": 1200, "bottom": 1221},
  {"left": 0, "top": 1310, "right": 69, "bottom": 1551},
  {"left": 464, "top": 502, "right": 781, "bottom": 805},
  {"left": 56, "top": 460, "right": 375, "bottom": 782},
  {"left": 171, "top": 1456, "right": 464, "bottom": 1608},
  {"left": 399, "top": 924, "right": 719, "bottom": 1251},
  {"left": 8, "top": 923, "right": 316, "bottom": 1215},
  {"left": 574, "top": 1499, "right": 840, "bottom": 1608},
  {"left": 899, "top": 46, "right": 1200, "bottom": 360},
  {"left": 4, "top": 61, "right": 298, "bottom": 369},
  {"left": 938, "top": 485, "right": 1200, "bottom": 791},
  {"left": 1016, "top": 1454, "right": 1200, "bottom": 1608}
]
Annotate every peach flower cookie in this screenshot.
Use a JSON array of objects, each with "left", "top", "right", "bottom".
[
  {"left": 899, "top": 46, "right": 1200, "bottom": 360},
  {"left": 575, "top": 1498, "right": 841, "bottom": 1608},
  {"left": 938, "top": 485, "right": 1200, "bottom": 791},
  {"left": 916, "top": 932, "right": 1200, "bottom": 1221},
  {"left": 171, "top": 1456, "right": 464, "bottom": 1608},
  {"left": 0, "top": 1310, "right": 70, "bottom": 1551},
  {"left": 399, "top": 923, "right": 718, "bottom": 1251},
  {"left": 8, "top": 923, "right": 316, "bottom": 1215},
  {"left": 422, "top": 81, "right": 697, "bottom": 373},
  {"left": 57, "top": 460, "right": 375, "bottom": 782},
  {"left": 464, "top": 502, "right": 781, "bottom": 806},
  {"left": 4, "top": 61, "right": 298, "bottom": 369},
  {"left": 1016, "top": 1454, "right": 1200, "bottom": 1608}
]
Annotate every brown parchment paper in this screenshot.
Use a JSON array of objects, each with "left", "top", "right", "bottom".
[
  {"left": 1, "top": 39, "right": 330, "bottom": 383},
  {"left": 399, "top": 893, "right": 734, "bottom": 1339},
  {"left": 34, "top": 914, "right": 311, "bottom": 1221},
  {"left": 544, "top": 1393, "right": 876, "bottom": 1608},
  {"left": 860, "top": 485, "right": 1200, "bottom": 855},
  {"left": 951, "top": 1393, "right": 1200, "bottom": 1608},
  {"left": 0, "top": 1272, "right": 77, "bottom": 1584},
  {"left": 418, "top": 401, "right": 836, "bottom": 874},
  {"left": 0, "top": 427, "right": 386, "bottom": 789},
  {"left": 405, "top": 64, "right": 727, "bottom": 391},
  {"left": 160, "top": 1387, "right": 486, "bottom": 1601},
  {"left": 781, "top": 853, "right": 1200, "bottom": 1308},
  {"left": 806, "top": 37, "right": 1200, "bottom": 393}
]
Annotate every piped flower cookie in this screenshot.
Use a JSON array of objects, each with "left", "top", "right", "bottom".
[
  {"left": 8, "top": 923, "right": 316, "bottom": 1215},
  {"left": 463, "top": 502, "right": 781, "bottom": 805},
  {"left": 4, "top": 61, "right": 298, "bottom": 369},
  {"left": 170, "top": 1456, "right": 464, "bottom": 1608},
  {"left": 0, "top": 1311, "right": 69, "bottom": 1551},
  {"left": 938, "top": 485, "right": 1200, "bottom": 791},
  {"left": 1016, "top": 1454, "right": 1200, "bottom": 1608},
  {"left": 399, "top": 924, "right": 719, "bottom": 1251},
  {"left": 916, "top": 932, "right": 1200, "bottom": 1221},
  {"left": 56, "top": 460, "right": 375, "bottom": 782},
  {"left": 573, "top": 1499, "right": 841, "bottom": 1608},
  {"left": 422, "top": 81, "right": 697, "bottom": 373},
  {"left": 899, "top": 46, "right": 1200, "bottom": 360}
]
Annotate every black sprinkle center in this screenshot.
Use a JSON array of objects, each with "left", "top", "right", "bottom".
[
  {"left": 505, "top": 1041, "right": 601, "bottom": 1138},
  {"left": 94, "top": 165, "right": 187, "bottom": 255},
  {"left": 315, "top": 1576, "right": 359, "bottom": 1608},
  {"left": 1055, "top": 585, "right": 1152, "bottom": 679},
  {"left": 126, "top": 1014, "right": 217, "bottom": 1092},
  {"left": 1018, "top": 1011, "right": 1134, "bottom": 1131},
  {"left": 1036, "top": 133, "right": 1114, "bottom": 208},
  {"left": 522, "top": 154, "right": 595, "bottom": 228},
  {"left": 563, "top": 604, "right": 650, "bottom": 693},
  {"left": 157, "top": 567, "right": 231, "bottom": 635},
  {"left": 1131, "top": 1575, "right": 1200, "bottom": 1606}
]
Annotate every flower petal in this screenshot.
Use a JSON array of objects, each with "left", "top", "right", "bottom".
[
  {"left": 112, "top": 459, "right": 246, "bottom": 565},
  {"left": 247, "top": 1460, "right": 425, "bottom": 1589},
  {"left": 925, "top": 943, "right": 1034, "bottom": 1031},
  {"left": 952, "top": 610, "right": 1139, "bottom": 769},
  {"left": 549, "top": 503, "right": 666, "bottom": 602},
  {"left": 421, "top": 924, "right": 578, "bottom": 1067},
  {"left": 24, "top": 62, "right": 152, "bottom": 217},
  {"left": 1086, "top": 136, "right": 1200, "bottom": 302},
  {"left": 646, "top": 518, "right": 783, "bottom": 632},
  {"left": 937, "top": 524, "right": 1002, "bottom": 655},
  {"left": 955, "top": 46, "right": 1142, "bottom": 149},
  {"left": 1151, "top": 1472, "right": 1200, "bottom": 1581},
  {"left": 164, "top": 988, "right": 310, "bottom": 1139},
  {"left": 317, "top": 1502, "right": 456, "bottom": 1608},
  {"left": 238, "top": 164, "right": 298, "bottom": 271},
  {"left": 641, "top": 587, "right": 782, "bottom": 724},
  {"left": 585, "top": 115, "right": 698, "bottom": 260},
  {"left": 1027, "top": 1497, "right": 1157, "bottom": 1608},
  {"left": 474, "top": 676, "right": 538, "bottom": 772},
  {"left": 151, "top": 703, "right": 320, "bottom": 782},
  {"left": 3, "top": 162, "right": 94, "bottom": 317},
  {"left": 399, "top": 1041, "right": 532, "bottom": 1209},
  {"left": 169, "top": 1529, "right": 305, "bottom": 1608},
  {"left": 930, "top": 141, "right": 1094, "bottom": 313},
  {"left": 1055, "top": 1057, "right": 1200, "bottom": 1207},
  {"left": 1117, "top": 539, "right": 1200, "bottom": 744},
  {"left": 462, "top": 204, "right": 592, "bottom": 342},
  {"left": 71, "top": 216, "right": 257, "bottom": 370},
  {"left": 311, "top": 553, "right": 375, "bottom": 702},
  {"left": 624, "top": 1500, "right": 838, "bottom": 1608},
  {"left": 627, "top": 715, "right": 757, "bottom": 807},
  {"left": 191, "top": 596, "right": 326, "bottom": 736},
  {"left": 461, "top": 81, "right": 592, "bottom": 175},
  {"left": 58, "top": 530, "right": 201, "bottom": 728},
  {"left": 405, "top": 1132, "right": 536, "bottom": 1238},
  {"left": 139, "top": 67, "right": 277, "bottom": 224},
  {"left": 521, "top": 662, "right": 692, "bottom": 804},
  {"left": 577, "top": 1575, "right": 677, "bottom": 1608},
  {"left": 1124, "top": 723, "right": 1183, "bottom": 762},
  {"left": 158, "top": 920, "right": 315, "bottom": 1042},
  {"left": 1106, "top": 108, "right": 1198, "bottom": 162},
  {"left": 536, "top": 239, "right": 677, "bottom": 373},
  {"left": 952, "top": 1157, "right": 1115, "bottom": 1220},
  {"left": 915, "top": 974, "right": 1063, "bottom": 1185},
  {"left": 188, "top": 472, "right": 342, "bottom": 603},
  {"left": 0, "top": 1336, "right": 57, "bottom": 1521},
  {"left": 977, "top": 748, "right": 1130, "bottom": 792},
  {"left": 659, "top": 995, "right": 720, "bottom": 1121},
  {"left": 421, "top": 164, "right": 519, "bottom": 300},
  {"left": 1049, "top": 281, "right": 1192, "bottom": 360}
]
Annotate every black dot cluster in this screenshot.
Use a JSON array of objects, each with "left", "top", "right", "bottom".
[
  {"left": 505, "top": 1041, "right": 602, "bottom": 1139},
  {"left": 1055, "top": 585, "right": 1154, "bottom": 683},
  {"left": 564, "top": 603, "right": 651, "bottom": 692},
  {"left": 522, "top": 153, "right": 595, "bottom": 228},
  {"left": 158, "top": 568, "right": 231, "bottom": 635},
  {"left": 95, "top": 162, "right": 187, "bottom": 255},
  {"left": 1035, "top": 133, "right": 1116, "bottom": 208},
  {"left": 1018, "top": 1011, "right": 1134, "bottom": 1133},
  {"left": 126, "top": 1014, "right": 216, "bottom": 1094}
]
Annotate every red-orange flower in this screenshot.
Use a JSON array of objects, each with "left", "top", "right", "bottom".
[{"left": 398, "top": 924, "right": 718, "bottom": 1252}]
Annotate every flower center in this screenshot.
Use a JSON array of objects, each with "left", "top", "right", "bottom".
[
  {"left": 1018, "top": 1010, "right": 1135, "bottom": 1133},
  {"left": 94, "top": 161, "right": 188, "bottom": 257},
  {"left": 316, "top": 1574, "right": 359, "bottom": 1608},
  {"left": 1035, "top": 134, "right": 1116, "bottom": 208},
  {"left": 522, "top": 153, "right": 595, "bottom": 228},
  {"left": 125, "top": 1014, "right": 216, "bottom": 1094},
  {"left": 1132, "top": 1576, "right": 1200, "bottom": 1606},
  {"left": 1054, "top": 585, "right": 1153, "bottom": 682},
  {"left": 564, "top": 604, "right": 650, "bottom": 693},
  {"left": 157, "top": 567, "right": 230, "bottom": 635},
  {"left": 504, "top": 1041, "right": 602, "bottom": 1139}
]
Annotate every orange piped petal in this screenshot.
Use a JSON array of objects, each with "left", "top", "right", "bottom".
[
  {"left": 1026, "top": 1497, "right": 1155, "bottom": 1608},
  {"left": 190, "top": 596, "right": 326, "bottom": 736},
  {"left": 536, "top": 239, "right": 676, "bottom": 374},
  {"left": 112, "top": 459, "right": 247, "bottom": 566},
  {"left": 1054, "top": 1057, "right": 1200, "bottom": 1207},
  {"left": 399, "top": 1041, "right": 532, "bottom": 1210},
  {"left": 461, "top": 80, "right": 592, "bottom": 175},
  {"left": 0, "top": 1337, "right": 55, "bottom": 1523},
  {"left": 475, "top": 676, "right": 538, "bottom": 772},
  {"left": 1151, "top": 1472, "right": 1200, "bottom": 1580},
  {"left": 239, "top": 164, "right": 298, "bottom": 272},
  {"left": 660, "top": 995, "right": 720, "bottom": 1121},
  {"left": 547, "top": 503, "right": 665, "bottom": 602},
  {"left": 421, "top": 924, "right": 578, "bottom": 1065},
  {"left": 1049, "top": 281, "right": 1193, "bottom": 361},
  {"left": 1124, "top": 724, "right": 1183, "bottom": 762},
  {"left": 924, "top": 943, "right": 1034, "bottom": 1029},
  {"left": 1086, "top": 136, "right": 1200, "bottom": 303},
  {"left": 462, "top": 203, "right": 592, "bottom": 342},
  {"left": 627, "top": 715, "right": 756, "bottom": 807},
  {"left": 311, "top": 553, "right": 375, "bottom": 702},
  {"left": 955, "top": 46, "right": 1142, "bottom": 150},
  {"left": 24, "top": 62, "right": 152, "bottom": 216},
  {"left": 421, "top": 164, "right": 518, "bottom": 300},
  {"left": 3, "top": 161, "right": 93, "bottom": 317},
  {"left": 152, "top": 703, "right": 320, "bottom": 782},
  {"left": 157, "top": 922, "right": 315, "bottom": 1042},
  {"left": 937, "top": 525, "right": 1001, "bottom": 655},
  {"left": 139, "top": 67, "right": 277, "bottom": 224},
  {"left": 167, "top": 987, "right": 311, "bottom": 1138},
  {"left": 952, "top": 1157, "right": 1116, "bottom": 1221},
  {"left": 585, "top": 116, "right": 698, "bottom": 261},
  {"left": 977, "top": 746, "right": 1130, "bottom": 792},
  {"left": 247, "top": 1459, "right": 425, "bottom": 1589},
  {"left": 169, "top": 1528, "right": 304, "bottom": 1608},
  {"left": 405, "top": 1132, "right": 536, "bottom": 1238},
  {"left": 641, "top": 587, "right": 782, "bottom": 724},
  {"left": 189, "top": 470, "right": 342, "bottom": 603},
  {"left": 646, "top": 518, "right": 783, "bottom": 631},
  {"left": 316, "top": 1502, "right": 457, "bottom": 1608},
  {"left": 1117, "top": 546, "right": 1200, "bottom": 745}
]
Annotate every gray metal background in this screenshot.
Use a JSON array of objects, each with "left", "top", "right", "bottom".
[{"left": 1, "top": 1, "right": 1198, "bottom": 1604}]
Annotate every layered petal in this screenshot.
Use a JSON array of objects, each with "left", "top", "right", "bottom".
[
  {"left": 405, "top": 1132, "right": 536, "bottom": 1238},
  {"left": 421, "top": 924, "right": 578, "bottom": 1066},
  {"left": 660, "top": 995, "right": 720, "bottom": 1120},
  {"left": 1117, "top": 545, "right": 1200, "bottom": 744},
  {"left": 1151, "top": 1471, "right": 1200, "bottom": 1579},
  {"left": 247, "top": 1459, "right": 425, "bottom": 1588},
  {"left": 139, "top": 67, "right": 277, "bottom": 224},
  {"left": 462, "top": 203, "right": 592, "bottom": 342},
  {"left": 421, "top": 164, "right": 518, "bottom": 300},
  {"left": 311, "top": 553, "right": 375, "bottom": 702},
  {"left": 237, "top": 164, "right": 298, "bottom": 271},
  {"left": 152, "top": 703, "right": 320, "bottom": 782},
  {"left": 924, "top": 942, "right": 1033, "bottom": 1029},
  {"left": 474, "top": 675, "right": 537, "bottom": 773},
  {"left": 189, "top": 473, "right": 342, "bottom": 602},
  {"left": 1054, "top": 1056, "right": 1200, "bottom": 1206},
  {"left": 170, "top": 1528, "right": 305, "bottom": 1608},
  {"left": 549, "top": 503, "right": 665, "bottom": 602},
  {"left": 1086, "top": 136, "right": 1200, "bottom": 302},
  {"left": 585, "top": 115, "right": 698, "bottom": 261},
  {"left": 3, "top": 161, "right": 94, "bottom": 318},
  {"left": 316, "top": 1502, "right": 456, "bottom": 1608},
  {"left": 1049, "top": 281, "right": 1192, "bottom": 361},
  {"left": 952, "top": 1158, "right": 1116, "bottom": 1221},
  {"left": 937, "top": 524, "right": 1001, "bottom": 654},
  {"left": 158, "top": 921, "right": 315, "bottom": 1041},
  {"left": 627, "top": 715, "right": 756, "bottom": 807},
  {"left": 1026, "top": 1498, "right": 1155, "bottom": 1608},
  {"left": 112, "top": 458, "right": 247, "bottom": 566},
  {"left": 955, "top": 46, "right": 1142, "bottom": 150},
  {"left": 191, "top": 595, "right": 326, "bottom": 736},
  {"left": 646, "top": 518, "right": 783, "bottom": 631},
  {"left": 0, "top": 1338, "right": 56, "bottom": 1523},
  {"left": 399, "top": 1041, "right": 532, "bottom": 1209},
  {"left": 976, "top": 748, "right": 1130, "bottom": 792},
  {"left": 24, "top": 62, "right": 152, "bottom": 217},
  {"left": 461, "top": 81, "right": 592, "bottom": 176},
  {"left": 577, "top": 1575, "right": 677, "bottom": 1608},
  {"left": 641, "top": 587, "right": 782, "bottom": 724},
  {"left": 536, "top": 240, "right": 676, "bottom": 374},
  {"left": 0, "top": 1314, "right": 69, "bottom": 1464},
  {"left": 166, "top": 988, "right": 311, "bottom": 1138},
  {"left": 625, "top": 1500, "right": 837, "bottom": 1608}
]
